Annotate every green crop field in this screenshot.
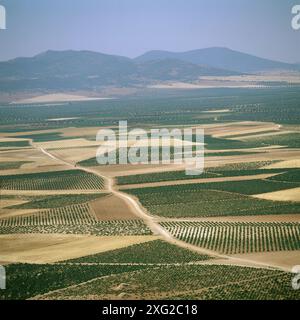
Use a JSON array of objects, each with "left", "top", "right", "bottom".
[
  {"left": 0, "top": 161, "right": 32, "bottom": 170},
  {"left": 161, "top": 221, "right": 300, "bottom": 254},
  {"left": 202, "top": 135, "right": 265, "bottom": 150},
  {"left": 209, "top": 161, "right": 279, "bottom": 171},
  {"left": 67, "top": 239, "right": 210, "bottom": 264},
  {"left": 0, "top": 203, "right": 152, "bottom": 236},
  {"left": 0, "top": 218, "right": 152, "bottom": 236},
  {"left": 117, "top": 162, "right": 286, "bottom": 185},
  {"left": 244, "top": 132, "right": 300, "bottom": 149},
  {"left": 0, "top": 169, "right": 105, "bottom": 190},
  {"left": 126, "top": 185, "right": 300, "bottom": 218},
  {"left": 0, "top": 203, "right": 96, "bottom": 227},
  {"left": 0, "top": 263, "right": 147, "bottom": 300},
  {"left": 269, "top": 169, "right": 300, "bottom": 183},
  {"left": 1, "top": 87, "right": 299, "bottom": 129},
  {"left": 40, "top": 264, "right": 300, "bottom": 300},
  {"left": 17, "top": 132, "right": 73, "bottom": 142},
  {"left": 169, "top": 179, "right": 300, "bottom": 195},
  {"left": 0, "top": 140, "right": 30, "bottom": 148}
]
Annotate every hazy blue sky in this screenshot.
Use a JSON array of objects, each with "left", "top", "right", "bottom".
[{"left": 0, "top": 0, "right": 299, "bottom": 62}]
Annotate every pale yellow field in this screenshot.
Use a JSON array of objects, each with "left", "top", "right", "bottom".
[
  {"left": 0, "top": 137, "right": 30, "bottom": 143},
  {"left": 253, "top": 187, "right": 300, "bottom": 202},
  {"left": 0, "top": 209, "right": 41, "bottom": 220},
  {"left": 49, "top": 146, "right": 98, "bottom": 163},
  {"left": 0, "top": 234, "right": 159, "bottom": 264},
  {"left": 264, "top": 159, "right": 300, "bottom": 169},
  {"left": 211, "top": 124, "right": 279, "bottom": 138},
  {"left": 201, "top": 73, "right": 300, "bottom": 84},
  {"left": 35, "top": 138, "right": 104, "bottom": 150},
  {"left": 12, "top": 93, "right": 111, "bottom": 104},
  {"left": 202, "top": 109, "right": 231, "bottom": 113},
  {"left": 232, "top": 250, "right": 300, "bottom": 271},
  {"left": 235, "top": 130, "right": 293, "bottom": 140},
  {"left": 148, "top": 81, "right": 265, "bottom": 89},
  {"left": 90, "top": 194, "right": 138, "bottom": 221}
]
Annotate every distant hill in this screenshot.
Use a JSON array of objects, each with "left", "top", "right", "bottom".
[
  {"left": 0, "top": 50, "right": 238, "bottom": 92},
  {"left": 0, "top": 50, "right": 137, "bottom": 89},
  {"left": 135, "top": 47, "right": 298, "bottom": 73},
  {"left": 135, "top": 58, "right": 236, "bottom": 80},
  {"left": 0, "top": 48, "right": 297, "bottom": 92}
]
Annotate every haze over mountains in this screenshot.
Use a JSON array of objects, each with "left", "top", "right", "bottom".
[
  {"left": 0, "top": 47, "right": 298, "bottom": 92},
  {"left": 136, "top": 47, "right": 297, "bottom": 73}
]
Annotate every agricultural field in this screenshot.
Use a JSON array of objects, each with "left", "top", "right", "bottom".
[
  {"left": 0, "top": 140, "right": 30, "bottom": 148},
  {"left": 0, "top": 263, "right": 147, "bottom": 300},
  {"left": 0, "top": 161, "right": 32, "bottom": 171},
  {"left": 2, "top": 193, "right": 106, "bottom": 210},
  {"left": 161, "top": 221, "right": 300, "bottom": 254},
  {"left": 1, "top": 87, "right": 300, "bottom": 129},
  {"left": 0, "top": 203, "right": 97, "bottom": 227},
  {"left": 165, "top": 179, "right": 300, "bottom": 195},
  {"left": 269, "top": 169, "right": 300, "bottom": 183},
  {"left": 0, "top": 222, "right": 152, "bottom": 236},
  {"left": 0, "top": 87, "right": 300, "bottom": 300},
  {"left": 37, "top": 265, "right": 300, "bottom": 300},
  {"left": 0, "top": 202, "right": 151, "bottom": 236},
  {"left": 66, "top": 239, "right": 211, "bottom": 264},
  {"left": 0, "top": 170, "right": 105, "bottom": 190},
  {"left": 126, "top": 183, "right": 300, "bottom": 218},
  {"left": 242, "top": 132, "right": 300, "bottom": 149},
  {"left": 78, "top": 149, "right": 260, "bottom": 167},
  {"left": 116, "top": 161, "right": 284, "bottom": 185},
  {"left": 17, "top": 132, "right": 74, "bottom": 142}
]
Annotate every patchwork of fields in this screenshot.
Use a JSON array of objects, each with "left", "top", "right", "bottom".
[
  {"left": 0, "top": 88, "right": 299, "bottom": 300},
  {"left": 1, "top": 239, "right": 299, "bottom": 300}
]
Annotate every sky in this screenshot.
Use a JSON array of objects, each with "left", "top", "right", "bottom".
[{"left": 0, "top": 0, "right": 299, "bottom": 62}]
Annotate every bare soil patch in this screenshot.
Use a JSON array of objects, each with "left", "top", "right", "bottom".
[
  {"left": 0, "top": 234, "right": 158, "bottom": 264},
  {"left": 35, "top": 138, "right": 103, "bottom": 150},
  {"left": 49, "top": 146, "right": 98, "bottom": 164},
  {"left": 253, "top": 187, "right": 300, "bottom": 202},
  {"left": 264, "top": 159, "right": 300, "bottom": 169},
  {"left": 90, "top": 194, "right": 138, "bottom": 221},
  {"left": 12, "top": 94, "right": 111, "bottom": 104},
  {"left": 232, "top": 250, "right": 300, "bottom": 271},
  {"left": 235, "top": 131, "right": 293, "bottom": 140}
]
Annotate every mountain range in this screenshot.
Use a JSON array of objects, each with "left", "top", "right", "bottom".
[
  {"left": 136, "top": 47, "right": 297, "bottom": 73},
  {"left": 0, "top": 47, "right": 298, "bottom": 92}
]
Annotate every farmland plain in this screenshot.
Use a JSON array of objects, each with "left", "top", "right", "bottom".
[{"left": 0, "top": 87, "right": 300, "bottom": 300}]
